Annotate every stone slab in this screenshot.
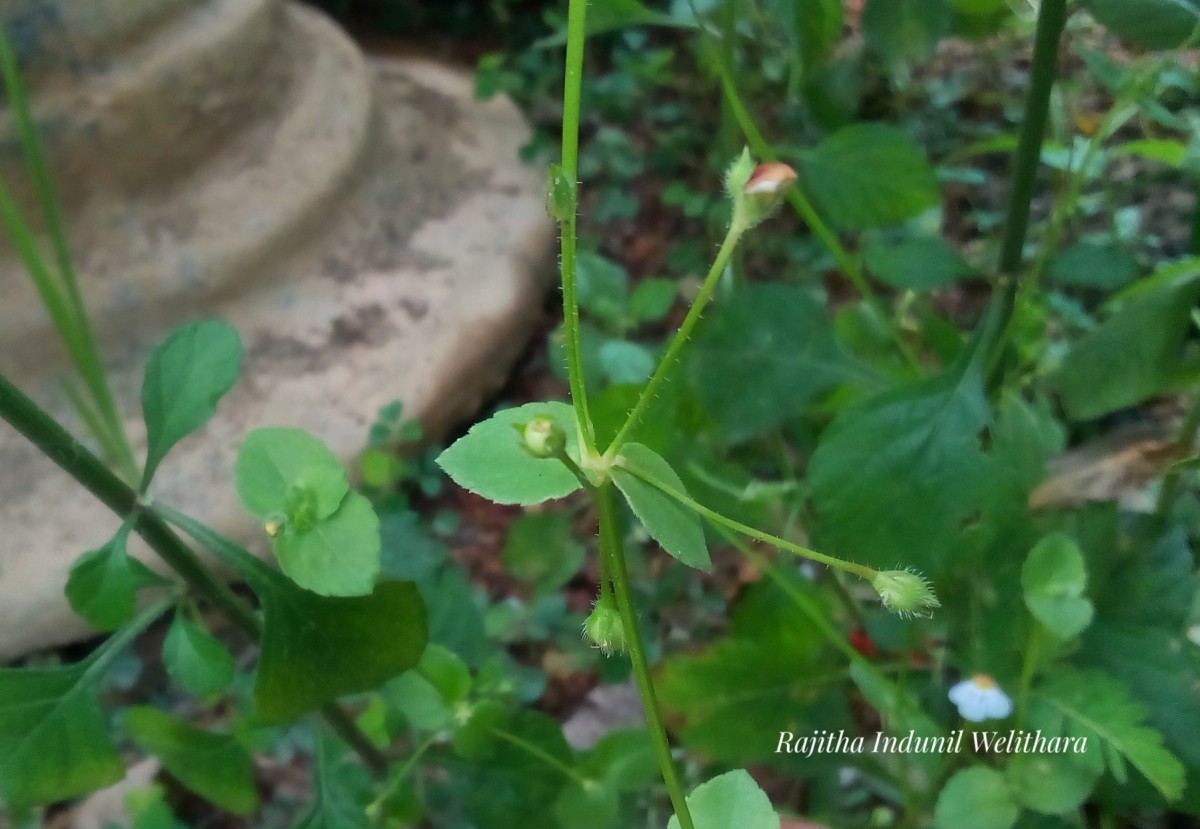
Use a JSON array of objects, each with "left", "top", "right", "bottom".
[{"left": 0, "top": 37, "right": 555, "bottom": 658}]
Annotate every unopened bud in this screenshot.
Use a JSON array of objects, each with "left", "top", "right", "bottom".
[
  {"left": 872, "top": 569, "right": 940, "bottom": 617},
  {"left": 744, "top": 162, "right": 798, "bottom": 196},
  {"left": 583, "top": 598, "right": 627, "bottom": 656},
  {"left": 725, "top": 148, "right": 798, "bottom": 232},
  {"left": 521, "top": 415, "right": 566, "bottom": 459}
]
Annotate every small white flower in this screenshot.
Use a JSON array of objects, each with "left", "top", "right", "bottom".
[{"left": 948, "top": 674, "right": 1013, "bottom": 722}]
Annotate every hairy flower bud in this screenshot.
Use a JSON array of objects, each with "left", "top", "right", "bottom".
[
  {"left": 521, "top": 415, "right": 566, "bottom": 459},
  {"left": 872, "top": 569, "right": 940, "bottom": 617},
  {"left": 583, "top": 598, "right": 628, "bottom": 656},
  {"left": 725, "top": 148, "right": 798, "bottom": 232}
]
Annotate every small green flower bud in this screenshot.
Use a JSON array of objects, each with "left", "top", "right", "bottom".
[
  {"left": 872, "top": 569, "right": 940, "bottom": 617},
  {"left": 725, "top": 148, "right": 798, "bottom": 232},
  {"left": 583, "top": 598, "right": 628, "bottom": 656},
  {"left": 521, "top": 415, "right": 566, "bottom": 459}
]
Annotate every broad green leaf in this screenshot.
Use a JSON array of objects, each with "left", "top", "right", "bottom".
[
  {"left": 273, "top": 491, "right": 380, "bottom": 597},
  {"left": 799, "top": 124, "right": 940, "bottom": 230},
  {"left": 687, "top": 284, "right": 854, "bottom": 442},
  {"left": 863, "top": 236, "right": 976, "bottom": 290},
  {"left": 612, "top": 443, "right": 710, "bottom": 571},
  {"left": 502, "top": 511, "right": 586, "bottom": 592},
  {"left": 437, "top": 402, "right": 583, "bottom": 505},
  {"left": 162, "top": 513, "right": 427, "bottom": 724},
  {"left": 385, "top": 672, "right": 453, "bottom": 731},
  {"left": 141, "top": 320, "right": 242, "bottom": 486},
  {"left": 1030, "top": 669, "right": 1185, "bottom": 801},
  {"left": 1021, "top": 534, "right": 1094, "bottom": 640},
  {"left": 0, "top": 661, "right": 123, "bottom": 807},
  {"left": 667, "top": 770, "right": 780, "bottom": 829},
  {"left": 235, "top": 428, "right": 348, "bottom": 522},
  {"left": 585, "top": 729, "right": 658, "bottom": 792},
  {"left": 933, "top": 767, "right": 1018, "bottom": 829},
  {"left": 1083, "top": 0, "right": 1200, "bottom": 49},
  {"left": 808, "top": 365, "right": 992, "bottom": 572},
  {"left": 295, "top": 734, "right": 370, "bottom": 829},
  {"left": 66, "top": 525, "right": 168, "bottom": 631},
  {"left": 162, "top": 611, "right": 235, "bottom": 700},
  {"left": 1058, "top": 259, "right": 1200, "bottom": 420},
  {"left": 452, "top": 700, "right": 510, "bottom": 760},
  {"left": 1006, "top": 754, "right": 1098, "bottom": 815},
  {"left": 0, "top": 602, "right": 168, "bottom": 807},
  {"left": 863, "top": 0, "right": 951, "bottom": 63},
  {"left": 378, "top": 510, "right": 447, "bottom": 582},
  {"left": 124, "top": 707, "right": 257, "bottom": 815},
  {"left": 1046, "top": 242, "right": 1138, "bottom": 291},
  {"left": 416, "top": 644, "right": 471, "bottom": 705}
]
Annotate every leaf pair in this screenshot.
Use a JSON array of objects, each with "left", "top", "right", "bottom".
[
  {"left": 236, "top": 428, "right": 380, "bottom": 597},
  {"left": 436, "top": 402, "right": 711, "bottom": 571}
]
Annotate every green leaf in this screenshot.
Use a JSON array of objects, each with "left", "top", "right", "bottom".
[
  {"left": 1058, "top": 259, "right": 1200, "bottom": 420},
  {"left": 1031, "top": 669, "right": 1185, "bottom": 801},
  {"left": 162, "top": 611, "right": 235, "bottom": 700},
  {"left": 667, "top": 770, "right": 780, "bottom": 829},
  {"left": 295, "top": 733, "right": 370, "bottom": 829},
  {"left": 416, "top": 644, "right": 471, "bottom": 705},
  {"left": 273, "top": 491, "right": 381, "bottom": 597},
  {"left": 799, "top": 124, "right": 940, "bottom": 230},
  {"left": 863, "top": 0, "right": 951, "bottom": 63},
  {"left": 161, "top": 513, "right": 427, "bottom": 724},
  {"left": 809, "top": 365, "right": 992, "bottom": 572},
  {"left": 1083, "top": 0, "right": 1200, "bottom": 49},
  {"left": 0, "top": 660, "right": 123, "bottom": 807},
  {"left": 598, "top": 339, "right": 655, "bottom": 385},
  {"left": 379, "top": 510, "right": 446, "bottom": 582},
  {"left": 553, "top": 780, "right": 620, "bottom": 829},
  {"left": 1006, "top": 754, "right": 1098, "bottom": 815},
  {"left": 437, "top": 402, "right": 583, "bottom": 505},
  {"left": 65, "top": 525, "right": 168, "bottom": 631},
  {"left": 503, "top": 511, "right": 586, "bottom": 591},
  {"left": 1021, "top": 534, "right": 1094, "bottom": 640},
  {"left": 612, "top": 443, "right": 710, "bottom": 571},
  {"left": 141, "top": 320, "right": 242, "bottom": 486},
  {"left": 124, "top": 707, "right": 258, "bottom": 815},
  {"left": 687, "top": 284, "right": 854, "bottom": 442},
  {"left": 630, "top": 278, "right": 677, "bottom": 323},
  {"left": 235, "top": 428, "right": 349, "bottom": 523},
  {"left": 1046, "top": 242, "right": 1139, "bottom": 291},
  {"left": 577, "top": 252, "right": 629, "bottom": 324},
  {"left": 863, "top": 236, "right": 976, "bottom": 290},
  {"left": 933, "top": 767, "right": 1018, "bottom": 829}
]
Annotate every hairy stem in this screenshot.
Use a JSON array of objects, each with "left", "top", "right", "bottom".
[
  {"left": 607, "top": 223, "right": 743, "bottom": 453},
  {"left": 559, "top": 0, "right": 596, "bottom": 454},
  {"left": 0, "top": 370, "right": 387, "bottom": 773},
  {"left": 596, "top": 485, "right": 695, "bottom": 829}
]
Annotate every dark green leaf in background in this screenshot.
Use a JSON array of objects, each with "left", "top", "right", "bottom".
[
  {"left": 503, "top": 511, "right": 586, "bottom": 591},
  {"left": 808, "top": 365, "right": 992, "bottom": 572},
  {"left": 863, "top": 0, "right": 951, "bottom": 64},
  {"left": 933, "top": 767, "right": 1018, "bottom": 829},
  {"left": 1083, "top": 0, "right": 1200, "bottom": 50},
  {"left": 124, "top": 707, "right": 258, "bottom": 815},
  {"left": 799, "top": 124, "right": 941, "bottom": 230},
  {"left": 863, "top": 236, "right": 977, "bottom": 290},
  {"left": 1021, "top": 534, "right": 1094, "bottom": 640},
  {"left": 162, "top": 610, "right": 235, "bottom": 700},
  {"left": 688, "top": 284, "right": 854, "bottom": 442},
  {"left": 1058, "top": 260, "right": 1200, "bottom": 420},
  {"left": 141, "top": 320, "right": 242, "bottom": 487},
  {"left": 1046, "top": 242, "right": 1139, "bottom": 291}
]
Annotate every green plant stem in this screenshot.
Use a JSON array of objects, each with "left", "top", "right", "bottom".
[
  {"left": 596, "top": 485, "right": 695, "bottom": 829},
  {"left": 709, "top": 60, "right": 922, "bottom": 371},
  {"left": 368, "top": 733, "right": 438, "bottom": 825},
  {"left": 624, "top": 463, "right": 876, "bottom": 581},
  {"left": 489, "top": 726, "right": 592, "bottom": 786},
  {"left": 607, "top": 223, "right": 744, "bottom": 454},
  {"left": 1015, "top": 624, "right": 1044, "bottom": 726},
  {"left": 1155, "top": 387, "right": 1200, "bottom": 518},
  {"left": 559, "top": 0, "right": 596, "bottom": 454},
  {"left": 0, "top": 369, "right": 387, "bottom": 774},
  {"left": 988, "top": 0, "right": 1068, "bottom": 373}
]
